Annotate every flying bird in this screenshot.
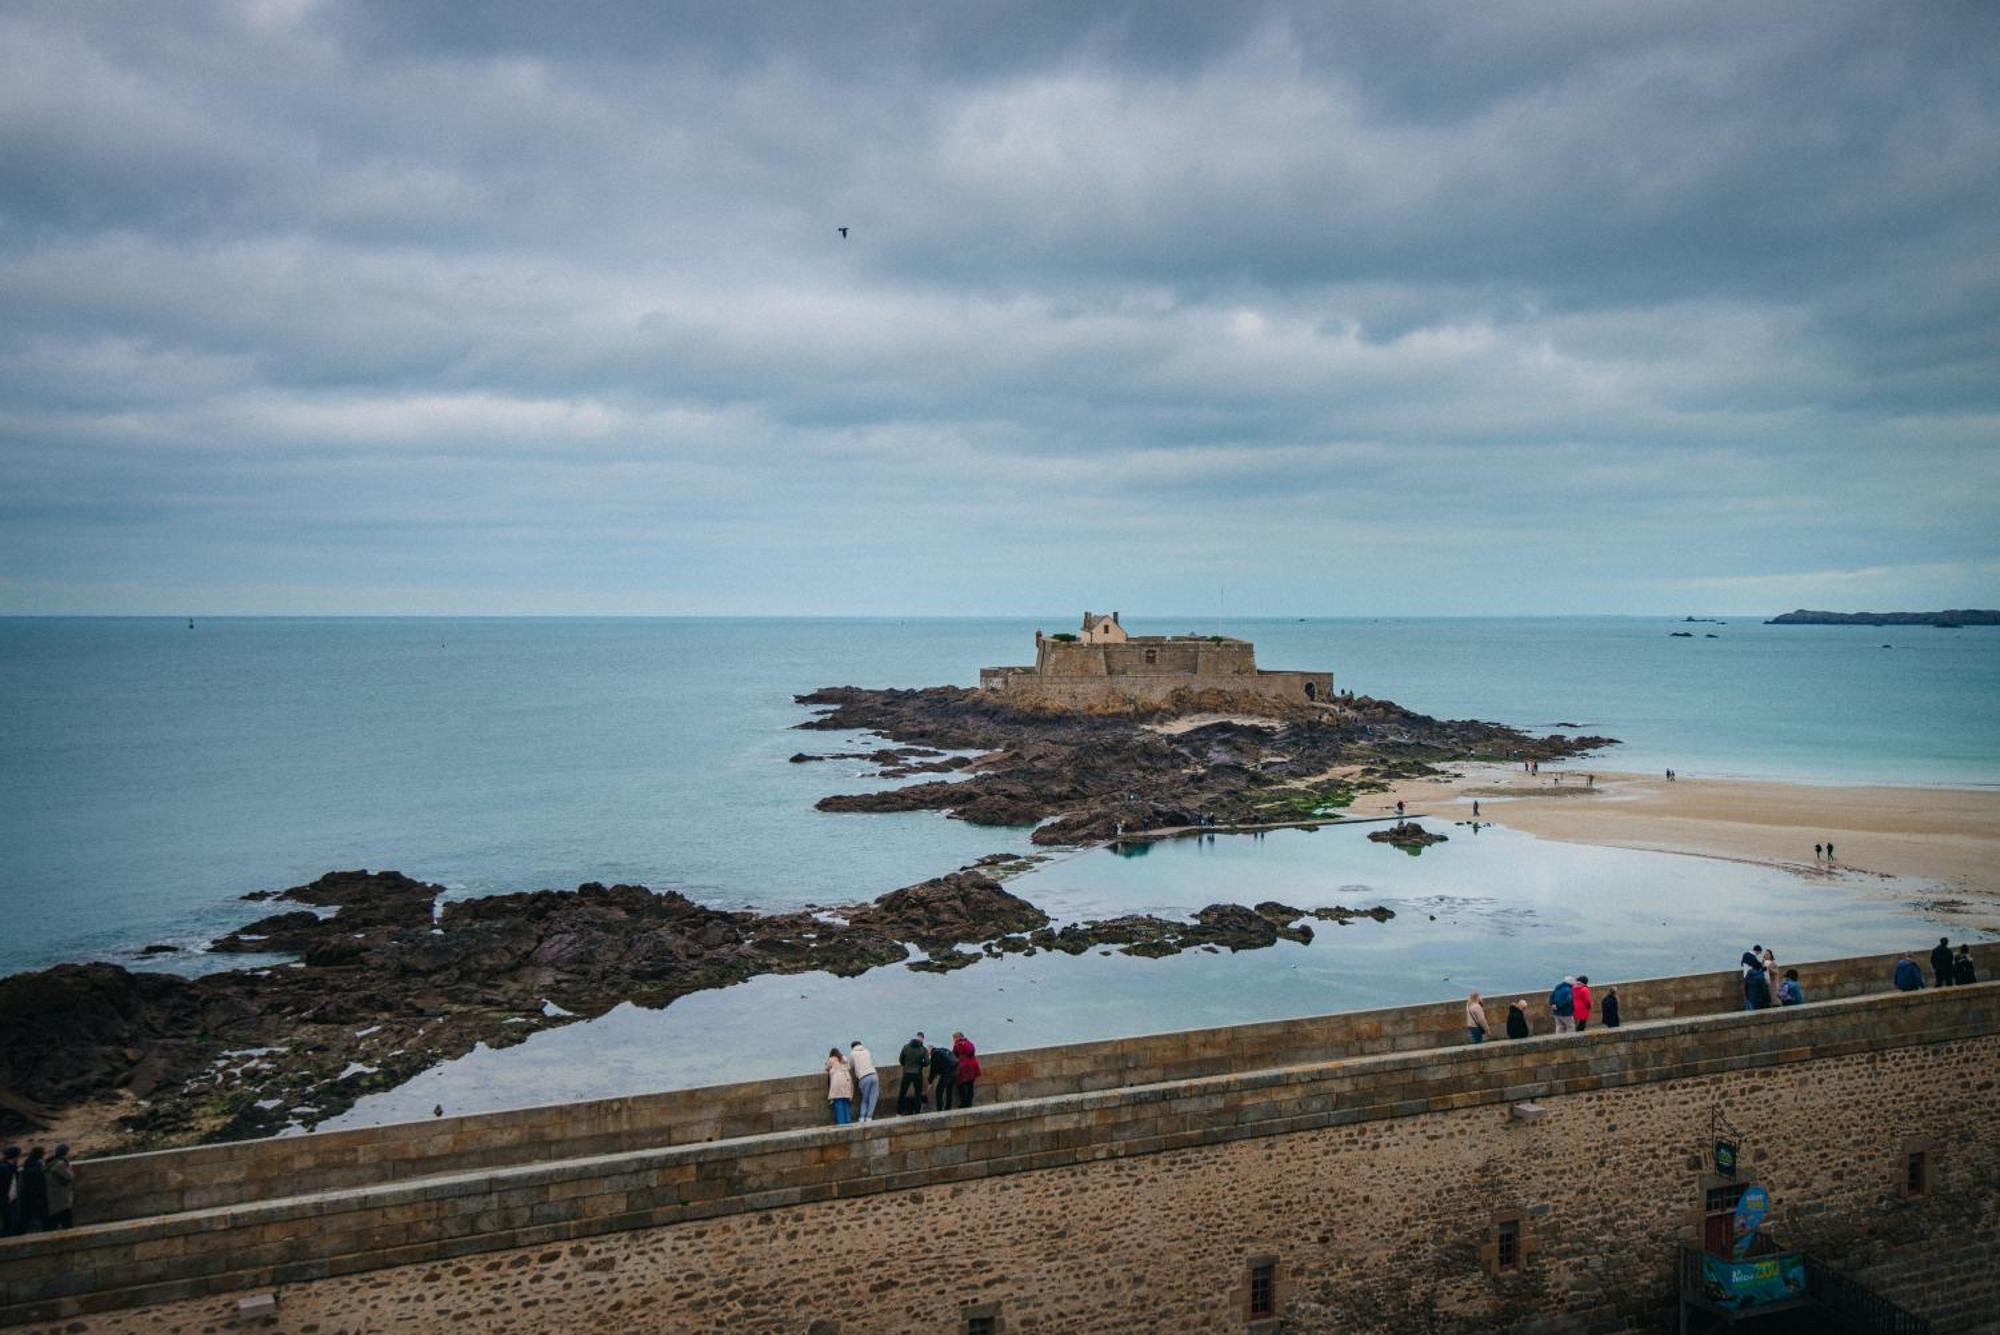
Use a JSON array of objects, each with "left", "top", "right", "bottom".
[{"left": 837, "top": 227, "right": 848, "bottom": 238}]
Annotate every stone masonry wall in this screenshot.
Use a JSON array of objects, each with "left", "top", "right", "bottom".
[
  {"left": 65, "top": 945, "right": 1997, "bottom": 1229},
  {"left": 19, "top": 1001, "right": 1999, "bottom": 1333},
  {"left": 4, "top": 980, "right": 1995, "bottom": 1331}
]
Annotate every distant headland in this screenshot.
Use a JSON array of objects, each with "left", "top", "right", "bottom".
[{"left": 1765, "top": 608, "right": 2000, "bottom": 627}]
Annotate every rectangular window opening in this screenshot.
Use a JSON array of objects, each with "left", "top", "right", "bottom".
[
  {"left": 1248, "top": 1262, "right": 1276, "bottom": 1319},
  {"left": 1496, "top": 1219, "right": 1521, "bottom": 1272},
  {"left": 1906, "top": 1150, "right": 1928, "bottom": 1196},
  {"left": 965, "top": 1317, "right": 996, "bottom": 1335}
]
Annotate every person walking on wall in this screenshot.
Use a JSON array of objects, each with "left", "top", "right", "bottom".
[
  {"left": 850, "top": 1041, "right": 880, "bottom": 1122},
  {"left": 44, "top": 1146, "right": 73, "bottom": 1230},
  {"left": 16, "top": 1147, "right": 48, "bottom": 1233},
  {"left": 1931, "top": 937, "right": 1955, "bottom": 989},
  {"left": 1600, "top": 986, "right": 1621, "bottom": 1029},
  {"left": 1954, "top": 945, "right": 1978, "bottom": 986},
  {"left": 897, "top": 1032, "right": 929, "bottom": 1115},
  {"left": 1572, "top": 976, "right": 1594, "bottom": 1032},
  {"left": 1506, "top": 999, "right": 1531, "bottom": 1039},
  {"left": 0, "top": 1147, "right": 19, "bottom": 1236},
  {"left": 1743, "top": 961, "right": 1773, "bottom": 1011},
  {"left": 951, "top": 1031, "right": 981, "bottom": 1108},
  {"left": 1465, "top": 992, "right": 1488, "bottom": 1044},
  {"left": 1550, "top": 977, "right": 1576, "bottom": 1034},
  {"left": 1777, "top": 969, "right": 1804, "bottom": 1007},
  {"left": 1893, "top": 953, "right": 1924, "bottom": 992},
  {"left": 825, "top": 1048, "right": 854, "bottom": 1125}
]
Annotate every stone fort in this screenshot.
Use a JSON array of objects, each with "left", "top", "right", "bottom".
[
  {"left": 3, "top": 943, "right": 1995, "bottom": 1333},
  {"left": 979, "top": 611, "right": 1334, "bottom": 711}
]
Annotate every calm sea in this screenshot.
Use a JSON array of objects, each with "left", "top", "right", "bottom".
[{"left": 2, "top": 615, "right": 1996, "bottom": 980}]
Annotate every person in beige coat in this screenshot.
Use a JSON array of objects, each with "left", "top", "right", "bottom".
[
  {"left": 45, "top": 1145, "right": 75, "bottom": 1229},
  {"left": 1465, "top": 992, "right": 1489, "bottom": 1044},
  {"left": 825, "top": 1049, "right": 855, "bottom": 1125}
]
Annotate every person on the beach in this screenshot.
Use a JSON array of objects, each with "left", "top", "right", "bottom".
[
  {"left": 897, "top": 1032, "right": 929, "bottom": 1115},
  {"left": 1572, "top": 976, "right": 1593, "bottom": 1032},
  {"left": 45, "top": 1145, "right": 74, "bottom": 1230},
  {"left": 951, "top": 1032, "right": 980, "bottom": 1107},
  {"left": 1778, "top": 969, "right": 1804, "bottom": 1006},
  {"left": 1824, "top": 840, "right": 1834, "bottom": 860},
  {"left": 1743, "top": 962, "right": 1773, "bottom": 1010},
  {"left": 1506, "top": 999, "right": 1531, "bottom": 1039},
  {"left": 0, "top": 1147, "right": 19, "bottom": 1236},
  {"left": 825, "top": 1048, "right": 854, "bottom": 1125},
  {"left": 1600, "top": 986, "right": 1621, "bottom": 1028},
  {"left": 1892, "top": 953, "right": 1924, "bottom": 992},
  {"left": 16, "top": 1147, "right": 48, "bottom": 1233},
  {"left": 1550, "top": 977, "right": 1576, "bottom": 1033},
  {"left": 1472, "top": 800, "right": 1480, "bottom": 818},
  {"left": 1814, "top": 843, "right": 1822, "bottom": 860},
  {"left": 1465, "top": 992, "right": 1488, "bottom": 1044},
  {"left": 849, "top": 1041, "right": 880, "bottom": 1122},
  {"left": 1930, "top": 937, "right": 1954, "bottom": 989},
  {"left": 1953, "top": 945, "right": 1977, "bottom": 986},
  {"left": 927, "top": 1039, "right": 957, "bottom": 1111},
  {"left": 1395, "top": 800, "right": 1405, "bottom": 817}
]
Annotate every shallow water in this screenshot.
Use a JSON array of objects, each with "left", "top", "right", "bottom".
[
  {"left": 327, "top": 821, "right": 1964, "bottom": 1128},
  {"left": 3, "top": 615, "right": 1995, "bottom": 976}
]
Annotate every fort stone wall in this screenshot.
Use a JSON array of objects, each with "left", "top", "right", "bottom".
[
  {"left": 7, "top": 983, "right": 1996, "bottom": 1333},
  {"left": 2, "top": 949, "right": 1995, "bottom": 1332}
]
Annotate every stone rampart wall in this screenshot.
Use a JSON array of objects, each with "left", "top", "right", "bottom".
[
  {"left": 64, "top": 945, "right": 1995, "bottom": 1228},
  {"left": 4, "top": 974, "right": 1995, "bottom": 1329}
]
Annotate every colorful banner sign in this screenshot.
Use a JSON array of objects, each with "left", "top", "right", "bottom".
[
  {"left": 1700, "top": 1250, "right": 1806, "bottom": 1308},
  {"left": 1732, "top": 1184, "right": 1771, "bottom": 1256},
  {"left": 1713, "top": 1140, "right": 1739, "bottom": 1178}
]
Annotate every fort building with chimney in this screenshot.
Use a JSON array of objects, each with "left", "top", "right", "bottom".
[{"left": 980, "top": 611, "right": 1333, "bottom": 711}]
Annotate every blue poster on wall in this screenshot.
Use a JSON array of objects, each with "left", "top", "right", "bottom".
[
  {"left": 1701, "top": 1250, "right": 1807, "bottom": 1308},
  {"left": 1732, "top": 1184, "right": 1770, "bottom": 1256}
]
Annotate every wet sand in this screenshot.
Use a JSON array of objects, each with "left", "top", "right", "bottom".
[{"left": 1372, "top": 765, "right": 2000, "bottom": 931}]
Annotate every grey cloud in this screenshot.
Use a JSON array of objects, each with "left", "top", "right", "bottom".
[{"left": 0, "top": 0, "right": 1995, "bottom": 614}]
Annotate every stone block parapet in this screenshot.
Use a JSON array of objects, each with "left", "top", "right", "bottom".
[
  {"left": 55, "top": 944, "right": 1997, "bottom": 1231},
  {"left": 1, "top": 962, "right": 1994, "bottom": 1328}
]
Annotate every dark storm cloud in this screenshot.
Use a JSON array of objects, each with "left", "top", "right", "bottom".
[{"left": 0, "top": 0, "right": 1995, "bottom": 614}]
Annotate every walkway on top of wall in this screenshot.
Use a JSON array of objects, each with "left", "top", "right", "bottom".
[{"left": 46, "top": 943, "right": 2000, "bottom": 1235}]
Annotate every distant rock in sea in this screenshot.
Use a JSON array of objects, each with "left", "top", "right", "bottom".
[{"left": 1765, "top": 608, "right": 2000, "bottom": 627}]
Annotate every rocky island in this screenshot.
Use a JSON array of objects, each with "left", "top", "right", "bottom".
[
  {"left": 0, "top": 623, "right": 1611, "bottom": 1151},
  {"left": 1765, "top": 608, "right": 2000, "bottom": 627}
]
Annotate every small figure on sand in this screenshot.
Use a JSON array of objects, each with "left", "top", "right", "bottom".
[
  {"left": 1395, "top": 800, "right": 1405, "bottom": 817},
  {"left": 1472, "top": 800, "right": 1480, "bottom": 818},
  {"left": 1814, "top": 843, "right": 1822, "bottom": 860},
  {"left": 1825, "top": 840, "right": 1835, "bottom": 861}
]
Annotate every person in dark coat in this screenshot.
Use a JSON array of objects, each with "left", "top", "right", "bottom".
[
  {"left": 927, "top": 1042, "right": 957, "bottom": 1112},
  {"left": 16, "top": 1147, "right": 49, "bottom": 1233},
  {"left": 896, "top": 1032, "right": 929, "bottom": 1115},
  {"left": 1600, "top": 986, "right": 1621, "bottom": 1029},
  {"left": 1953, "top": 945, "right": 1977, "bottom": 986},
  {"left": 1743, "top": 963, "right": 1773, "bottom": 1010},
  {"left": 1505, "top": 999, "right": 1531, "bottom": 1039},
  {"left": 0, "top": 1147, "right": 18, "bottom": 1236},
  {"left": 1931, "top": 937, "right": 1954, "bottom": 988},
  {"left": 1892, "top": 953, "right": 1924, "bottom": 991}
]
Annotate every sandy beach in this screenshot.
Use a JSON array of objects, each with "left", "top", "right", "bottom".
[{"left": 1372, "top": 765, "right": 2000, "bottom": 933}]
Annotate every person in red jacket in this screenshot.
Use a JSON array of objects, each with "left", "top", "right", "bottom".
[
  {"left": 1572, "top": 976, "right": 1594, "bottom": 1032},
  {"left": 951, "top": 1031, "right": 981, "bottom": 1107}
]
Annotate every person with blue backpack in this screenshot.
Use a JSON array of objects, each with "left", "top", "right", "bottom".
[{"left": 1549, "top": 976, "right": 1577, "bottom": 1033}]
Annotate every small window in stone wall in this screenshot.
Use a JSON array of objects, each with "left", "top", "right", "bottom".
[
  {"left": 1144, "top": 648, "right": 1157, "bottom": 664},
  {"left": 962, "top": 1303, "right": 1002, "bottom": 1335},
  {"left": 1905, "top": 1148, "right": 1930, "bottom": 1198},
  {"left": 1480, "top": 1210, "right": 1536, "bottom": 1275},
  {"left": 1249, "top": 1261, "right": 1276, "bottom": 1319}
]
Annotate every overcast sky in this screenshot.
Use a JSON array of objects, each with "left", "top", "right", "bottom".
[{"left": 2, "top": 1, "right": 1996, "bottom": 615}]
